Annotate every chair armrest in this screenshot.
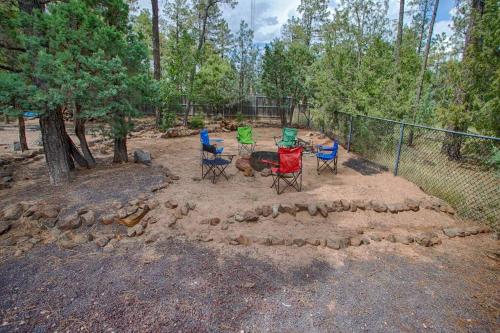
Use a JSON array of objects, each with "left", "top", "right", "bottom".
[{"left": 210, "top": 138, "right": 224, "bottom": 143}]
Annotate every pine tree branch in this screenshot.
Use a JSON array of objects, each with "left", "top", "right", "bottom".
[
  {"left": 0, "top": 42, "right": 26, "bottom": 52},
  {"left": 0, "top": 64, "right": 21, "bottom": 73}
]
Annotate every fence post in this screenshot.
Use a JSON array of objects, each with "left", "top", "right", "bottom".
[
  {"left": 394, "top": 123, "right": 405, "bottom": 176},
  {"left": 347, "top": 115, "right": 353, "bottom": 152}
]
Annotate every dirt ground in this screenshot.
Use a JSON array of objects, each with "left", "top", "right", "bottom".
[{"left": 0, "top": 120, "right": 499, "bottom": 332}]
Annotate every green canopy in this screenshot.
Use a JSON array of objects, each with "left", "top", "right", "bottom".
[
  {"left": 276, "top": 127, "right": 298, "bottom": 147},
  {"left": 237, "top": 126, "right": 255, "bottom": 144}
]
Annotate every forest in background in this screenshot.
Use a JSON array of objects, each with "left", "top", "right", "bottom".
[{"left": 0, "top": 0, "right": 498, "bottom": 185}]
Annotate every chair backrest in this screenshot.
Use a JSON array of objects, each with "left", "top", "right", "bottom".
[
  {"left": 200, "top": 129, "right": 210, "bottom": 145},
  {"left": 282, "top": 128, "right": 298, "bottom": 143},
  {"left": 278, "top": 147, "right": 303, "bottom": 173},
  {"left": 237, "top": 126, "right": 253, "bottom": 142}
]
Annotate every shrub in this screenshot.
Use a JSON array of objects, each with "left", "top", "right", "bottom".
[
  {"left": 188, "top": 115, "right": 204, "bottom": 129},
  {"left": 160, "top": 111, "right": 176, "bottom": 131},
  {"left": 235, "top": 112, "right": 245, "bottom": 125}
]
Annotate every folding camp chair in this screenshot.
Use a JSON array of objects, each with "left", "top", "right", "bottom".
[
  {"left": 316, "top": 141, "right": 338, "bottom": 175},
  {"left": 236, "top": 126, "right": 256, "bottom": 155},
  {"left": 200, "top": 128, "right": 224, "bottom": 155},
  {"left": 263, "top": 147, "right": 303, "bottom": 194},
  {"left": 274, "top": 127, "right": 298, "bottom": 148},
  {"left": 201, "top": 144, "right": 234, "bottom": 183}
]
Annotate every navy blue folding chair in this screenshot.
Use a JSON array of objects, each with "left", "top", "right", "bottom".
[
  {"left": 316, "top": 141, "right": 338, "bottom": 175},
  {"left": 201, "top": 143, "right": 234, "bottom": 183},
  {"left": 200, "top": 129, "right": 224, "bottom": 154}
]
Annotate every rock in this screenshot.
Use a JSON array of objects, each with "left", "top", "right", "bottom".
[
  {"left": 187, "top": 202, "right": 196, "bottom": 211},
  {"left": 180, "top": 204, "right": 189, "bottom": 216},
  {"left": 278, "top": 204, "right": 296, "bottom": 216},
  {"left": 95, "top": 236, "right": 111, "bottom": 248},
  {"left": 361, "top": 238, "right": 371, "bottom": 245},
  {"left": 0, "top": 222, "right": 11, "bottom": 235},
  {"left": 220, "top": 223, "right": 229, "bottom": 230},
  {"left": 170, "top": 175, "right": 180, "bottom": 181},
  {"left": 293, "top": 238, "right": 306, "bottom": 247},
  {"left": 145, "top": 232, "right": 160, "bottom": 244},
  {"left": 173, "top": 207, "right": 184, "bottom": 220},
  {"left": 272, "top": 204, "right": 280, "bottom": 218},
  {"left": 387, "top": 203, "right": 403, "bottom": 214},
  {"left": 440, "top": 205, "right": 455, "bottom": 215},
  {"left": 201, "top": 217, "right": 221, "bottom": 226},
  {"left": 80, "top": 211, "right": 95, "bottom": 226},
  {"left": 146, "top": 199, "right": 160, "bottom": 210},
  {"left": 414, "top": 232, "right": 441, "bottom": 247},
  {"left": 133, "top": 149, "right": 152, "bottom": 166},
  {"left": 243, "top": 211, "right": 259, "bottom": 222},
  {"left": 2, "top": 203, "right": 24, "bottom": 220},
  {"left": 164, "top": 199, "right": 178, "bottom": 209},
  {"left": 39, "top": 217, "right": 57, "bottom": 229},
  {"left": 235, "top": 157, "right": 254, "bottom": 177},
  {"left": 326, "top": 237, "right": 350, "bottom": 250},
  {"left": 262, "top": 205, "right": 272, "bottom": 217},
  {"left": 166, "top": 214, "right": 178, "bottom": 227},
  {"left": 370, "top": 201, "right": 387, "bottom": 213},
  {"left": 103, "top": 238, "right": 119, "bottom": 252},
  {"left": 12, "top": 141, "right": 21, "bottom": 151},
  {"left": 120, "top": 207, "right": 149, "bottom": 227},
  {"left": 254, "top": 207, "right": 263, "bottom": 216},
  {"left": 393, "top": 234, "right": 414, "bottom": 245},
  {"left": 14, "top": 249, "right": 23, "bottom": 257},
  {"left": 443, "top": 227, "right": 465, "bottom": 238},
  {"left": 370, "top": 233, "right": 383, "bottom": 242},
  {"left": 235, "top": 234, "right": 251, "bottom": 245},
  {"left": 270, "top": 237, "right": 285, "bottom": 245},
  {"left": 234, "top": 213, "right": 245, "bottom": 222},
  {"left": 465, "top": 226, "right": 480, "bottom": 235},
  {"left": 58, "top": 214, "right": 82, "bottom": 230},
  {"left": 127, "top": 224, "right": 144, "bottom": 237},
  {"left": 349, "top": 203, "right": 357, "bottom": 212},
  {"left": 305, "top": 238, "right": 321, "bottom": 246},
  {"left": 350, "top": 236, "right": 363, "bottom": 246},
  {"left": 317, "top": 203, "right": 328, "bottom": 217},
  {"left": 260, "top": 168, "right": 272, "bottom": 177},
  {"left": 295, "top": 203, "right": 308, "bottom": 212},
  {"left": 404, "top": 199, "right": 420, "bottom": 212},
  {"left": 330, "top": 200, "right": 344, "bottom": 212},
  {"left": 340, "top": 199, "right": 351, "bottom": 211},
  {"left": 307, "top": 203, "right": 318, "bottom": 216},
  {"left": 352, "top": 200, "right": 367, "bottom": 210},
  {"left": 100, "top": 213, "right": 118, "bottom": 225}
]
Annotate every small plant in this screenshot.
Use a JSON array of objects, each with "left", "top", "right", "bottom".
[
  {"left": 235, "top": 112, "right": 245, "bottom": 125},
  {"left": 160, "top": 111, "right": 176, "bottom": 131},
  {"left": 188, "top": 115, "right": 204, "bottom": 129}
]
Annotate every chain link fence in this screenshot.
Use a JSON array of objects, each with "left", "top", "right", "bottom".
[{"left": 325, "top": 111, "right": 500, "bottom": 228}]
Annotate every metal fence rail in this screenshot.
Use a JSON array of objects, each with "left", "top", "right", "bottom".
[{"left": 327, "top": 111, "right": 500, "bottom": 228}]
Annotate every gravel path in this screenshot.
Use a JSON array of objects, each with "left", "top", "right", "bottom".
[{"left": 0, "top": 239, "right": 497, "bottom": 333}]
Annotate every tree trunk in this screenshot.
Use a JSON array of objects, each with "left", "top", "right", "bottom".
[
  {"left": 408, "top": 0, "right": 439, "bottom": 146},
  {"left": 289, "top": 99, "right": 296, "bottom": 126},
  {"left": 39, "top": 107, "right": 73, "bottom": 185},
  {"left": 395, "top": 0, "right": 405, "bottom": 67},
  {"left": 151, "top": 0, "right": 161, "bottom": 126},
  {"left": 74, "top": 115, "right": 96, "bottom": 167},
  {"left": 417, "top": 0, "right": 430, "bottom": 54},
  {"left": 113, "top": 136, "right": 128, "bottom": 163},
  {"left": 18, "top": 115, "right": 28, "bottom": 151}
]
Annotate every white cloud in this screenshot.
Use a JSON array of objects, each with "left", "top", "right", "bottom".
[{"left": 434, "top": 20, "right": 453, "bottom": 37}]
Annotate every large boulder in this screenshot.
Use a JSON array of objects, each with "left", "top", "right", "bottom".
[{"left": 133, "top": 149, "right": 152, "bottom": 166}]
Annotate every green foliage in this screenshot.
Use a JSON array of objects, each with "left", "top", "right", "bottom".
[
  {"left": 160, "top": 111, "right": 177, "bottom": 131},
  {"left": 235, "top": 112, "right": 245, "bottom": 125},
  {"left": 188, "top": 115, "right": 204, "bottom": 129}
]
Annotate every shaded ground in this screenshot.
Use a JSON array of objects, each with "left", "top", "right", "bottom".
[
  {"left": 0, "top": 121, "right": 499, "bottom": 332},
  {"left": 0, "top": 238, "right": 498, "bottom": 332},
  {"left": 343, "top": 156, "right": 389, "bottom": 176}
]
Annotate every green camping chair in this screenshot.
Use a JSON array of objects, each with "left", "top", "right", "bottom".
[
  {"left": 274, "top": 127, "right": 298, "bottom": 148},
  {"left": 237, "top": 126, "right": 256, "bottom": 155}
]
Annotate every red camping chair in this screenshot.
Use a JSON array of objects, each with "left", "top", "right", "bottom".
[{"left": 263, "top": 147, "right": 303, "bottom": 194}]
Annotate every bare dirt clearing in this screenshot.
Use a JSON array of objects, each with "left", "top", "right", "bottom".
[{"left": 0, "top": 122, "right": 498, "bottom": 332}]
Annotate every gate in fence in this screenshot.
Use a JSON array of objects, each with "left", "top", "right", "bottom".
[{"left": 327, "top": 111, "right": 500, "bottom": 228}]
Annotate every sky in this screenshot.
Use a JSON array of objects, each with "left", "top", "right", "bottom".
[{"left": 137, "top": 0, "right": 456, "bottom": 44}]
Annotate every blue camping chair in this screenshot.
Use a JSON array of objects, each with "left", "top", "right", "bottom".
[
  {"left": 316, "top": 141, "right": 338, "bottom": 175},
  {"left": 200, "top": 129, "right": 234, "bottom": 183},
  {"left": 200, "top": 129, "right": 224, "bottom": 154}
]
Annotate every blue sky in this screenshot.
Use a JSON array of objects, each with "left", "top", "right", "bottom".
[{"left": 137, "top": 0, "right": 455, "bottom": 44}]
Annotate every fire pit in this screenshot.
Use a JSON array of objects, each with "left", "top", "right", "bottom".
[{"left": 250, "top": 151, "right": 278, "bottom": 171}]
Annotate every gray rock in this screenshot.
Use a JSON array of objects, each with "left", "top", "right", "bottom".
[
  {"left": 3, "top": 203, "right": 24, "bottom": 221},
  {"left": 254, "top": 207, "right": 263, "bottom": 216},
  {"left": 404, "top": 198, "right": 420, "bottom": 212},
  {"left": 295, "top": 203, "right": 309, "bottom": 212},
  {"left": 133, "top": 149, "right": 152, "bottom": 166},
  {"left": 340, "top": 199, "right": 351, "bottom": 211},
  {"left": 278, "top": 204, "right": 296, "bottom": 216},
  {"left": 350, "top": 236, "right": 363, "bottom": 247},
  {"left": 180, "top": 204, "right": 189, "bottom": 216},
  {"left": 305, "top": 238, "right": 321, "bottom": 246},
  {"left": 58, "top": 214, "right": 82, "bottom": 230},
  {"left": 164, "top": 199, "right": 178, "bottom": 209},
  {"left": 262, "top": 205, "right": 272, "bottom": 217},
  {"left": 414, "top": 232, "right": 441, "bottom": 247},
  {"left": 317, "top": 203, "right": 328, "bottom": 217},
  {"left": 272, "top": 204, "right": 280, "bottom": 218},
  {"left": 352, "top": 200, "right": 367, "bottom": 210},
  {"left": 260, "top": 168, "right": 272, "bottom": 177},
  {"left": 95, "top": 236, "right": 111, "bottom": 247},
  {"left": 243, "top": 211, "right": 259, "bottom": 222},
  {"left": 80, "top": 211, "right": 95, "bottom": 226},
  {"left": 127, "top": 224, "right": 144, "bottom": 237},
  {"left": 201, "top": 217, "right": 221, "bottom": 226},
  {"left": 234, "top": 213, "right": 245, "bottom": 222},
  {"left": 326, "top": 237, "right": 350, "bottom": 250},
  {"left": 442, "top": 227, "right": 465, "bottom": 238},
  {"left": 307, "top": 203, "right": 318, "bottom": 216},
  {"left": 0, "top": 222, "right": 11, "bottom": 235},
  {"left": 293, "top": 238, "right": 306, "bottom": 247},
  {"left": 369, "top": 233, "right": 383, "bottom": 242},
  {"left": 370, "top": 201, "right": 388, "bottom": 213}
]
